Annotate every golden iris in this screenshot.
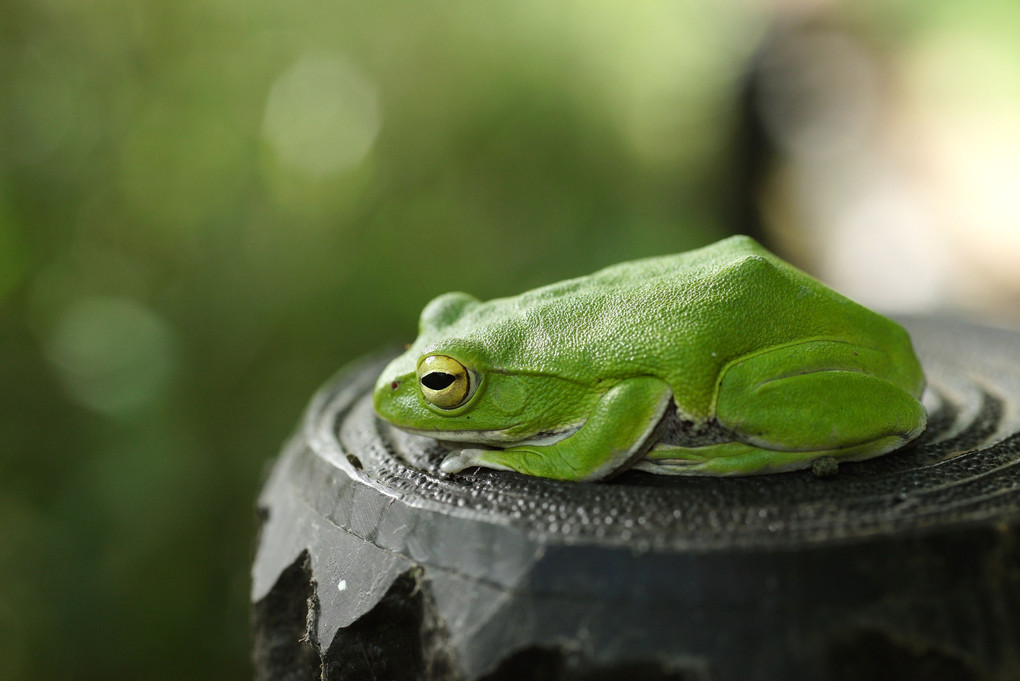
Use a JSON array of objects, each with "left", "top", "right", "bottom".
[{"left": 417, "top": 355, "right": 470, "bottom": 409}]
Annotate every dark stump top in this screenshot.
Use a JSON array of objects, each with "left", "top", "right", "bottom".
[{"left": 252, "top": 317, "right": 1020, "bottom": 681}]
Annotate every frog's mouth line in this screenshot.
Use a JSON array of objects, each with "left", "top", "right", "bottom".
[{"left": 393, "top": 422, "right": 584, "bottom": 447}]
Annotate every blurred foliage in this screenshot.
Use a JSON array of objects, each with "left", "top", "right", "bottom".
[
  {"left": 0, "top": 2, "right": 751, "bottom": 678},
  {"left": 1, "top": 1, "right": 1018, "bottom": 679}
]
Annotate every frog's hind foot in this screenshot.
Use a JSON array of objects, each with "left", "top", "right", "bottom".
[
  {"left": 635, "top": 441, "right": 802, "bottom": 476},
  {"left": 637, "top": 435, "right": 912, "bottom": 476},
  {"left": 634, "top": 445, "right": 820, "bottom": 476},
  {"left": 630, "top": 457, "right": 710, "bottom": 475}
]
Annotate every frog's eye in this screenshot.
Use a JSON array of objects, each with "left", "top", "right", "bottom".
[{"left": 417, "top": 355, "right": 471, "bottom": 409}]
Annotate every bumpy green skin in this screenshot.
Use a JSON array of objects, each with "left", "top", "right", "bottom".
[{"left": 373, "top": 236, "right": 927, "bottom": 481}]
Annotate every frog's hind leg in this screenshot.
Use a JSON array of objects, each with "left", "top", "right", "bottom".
[{"left": 639, "top": 341, "right": 927, "bottom": 476}]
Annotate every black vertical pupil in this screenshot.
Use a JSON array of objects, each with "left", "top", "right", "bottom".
[{"left": 421, "top": 372, "right": 456, "bottom": 390}]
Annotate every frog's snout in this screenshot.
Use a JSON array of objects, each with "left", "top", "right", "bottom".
[
  {"left": 373, "top": 373, "right": 415, "bottom": 425},
  {"left": 372, "top": 379, "right": 393, "bottom": 415}
]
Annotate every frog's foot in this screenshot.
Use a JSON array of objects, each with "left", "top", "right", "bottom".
[
  {"left": 440, "top": 447, "right": 579, "bottom": 479},
  {"left": 439, "top": 449, "right": 515, "bottom": 475},
  {"left": 638, "top": 435, "right": 910, "bottom": 476},
  {"left": 635, "top": 441, "right": 770, "bottom": 476}
]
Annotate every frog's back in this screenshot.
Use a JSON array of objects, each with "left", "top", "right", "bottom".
[
  {"left": 449, "top": 236, "right": 920, "bottom": 416},
  {"left": 516, "top": 235, "right": 764, "bottom": 303},
  {"left": 592, "top": 235, "right": 768, "bottom": 287}
]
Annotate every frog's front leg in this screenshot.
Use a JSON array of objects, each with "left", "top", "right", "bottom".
[
  {"left": 642, "top": 341, "right": 927, "bottom": 475},
  {"left": 440, "top": 376, "right": 673, "bottom": 481}
]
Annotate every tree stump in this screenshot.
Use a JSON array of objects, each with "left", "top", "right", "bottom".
[{"left": 252, "top": 317, "right": 1020, "bottom": 681}]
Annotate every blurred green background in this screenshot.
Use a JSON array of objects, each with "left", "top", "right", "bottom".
[{"left": 2, "top": 1, "right": 1019, "bottom": 679}]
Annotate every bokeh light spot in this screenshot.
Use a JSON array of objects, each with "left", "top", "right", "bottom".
[
  {"left": 262, "top": 53, "right": 381, "bottom": 177},
  {"left": 0, "top": 203, "right": 28, "bottom": 302},
  {"left": 43, "top": 297, "right": 178, "bottom": 416}
]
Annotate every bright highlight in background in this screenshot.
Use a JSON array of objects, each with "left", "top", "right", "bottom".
[
  {"left": 43, "top": 297, "right": 177, "bottom": 415},
  {"left": 261, "top": 53, "right": 381, "bottom": 177}
]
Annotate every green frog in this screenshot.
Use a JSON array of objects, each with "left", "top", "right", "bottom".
[{"left": 373, "top": 236, "right": 926, "bottom": 481}]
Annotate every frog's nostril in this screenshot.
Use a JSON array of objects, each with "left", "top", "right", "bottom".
[{"left": 390, "top": 380, "right": 400, "bottom": 390}]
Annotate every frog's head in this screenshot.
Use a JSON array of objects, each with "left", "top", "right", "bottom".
[
  {"left": 373, "top": 339, "right": 542, "bottom": 443},
  {"left": 373, "top": 291, "right": 569, "bottom": 444}
]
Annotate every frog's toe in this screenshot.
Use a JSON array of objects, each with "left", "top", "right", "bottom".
[
  {"left": 440, "top": 449, "right": 515, "bottom": 474},
  {"left": 439, "top": 451, "right": 471, "bottom": 474}
]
